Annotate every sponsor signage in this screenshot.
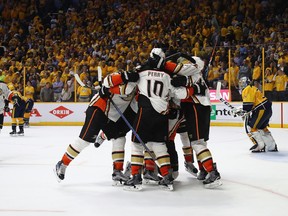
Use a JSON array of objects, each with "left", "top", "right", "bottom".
[{"left": 209, "top": 89, "right": 230, "bottom": 102}]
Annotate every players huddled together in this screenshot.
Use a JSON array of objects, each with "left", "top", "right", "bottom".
[{"left": 54, "top": 48, "right": 223, "bottom": 191}]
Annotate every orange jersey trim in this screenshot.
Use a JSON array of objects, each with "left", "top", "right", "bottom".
[{"left": 164, "top": 62, "right": 177, "bottom": 73}]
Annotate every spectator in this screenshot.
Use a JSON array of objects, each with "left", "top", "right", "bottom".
[
  {"left": 76, "top": 79, "right": 91, "bottom": 102},
  {"left": 263, "top": 68, "right": 275, "bottom": 101},
  {"left": 273, "top": 69, "right": 288, "bottom": 101},
  {"left": 40, "top": 82, "right": 54, "bottom": 102},
  {"left": 52, "top": 75, "right": 64, "bottom": 102},
  {"left": 0, "top": 69, "right": 5, "bottom": 81},
  {"left": 60, "top": 83, "right": 72, "bottom": 102},
  {"left": 238, "top": 59, "right": 252, "bottom": 80}
]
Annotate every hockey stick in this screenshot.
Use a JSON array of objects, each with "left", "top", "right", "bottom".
[
  {"left": 216, "top": 81, "right": 265, "bottom": 117},
  {"left": 83, "top": 67, "right": 160, "bottom": 167},
  {"left": 216, "top": 81, "right": 237, "bottom": 110},
  {"left": 108, "top": 98, "right": 160, "bottom": 167},
  {"left": 203, "top": 36, "right": 218, "bottom": 80}
]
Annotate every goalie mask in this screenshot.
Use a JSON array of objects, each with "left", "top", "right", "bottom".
[{"left": 238, "top": 77, "right": 250, "bottom": 93}]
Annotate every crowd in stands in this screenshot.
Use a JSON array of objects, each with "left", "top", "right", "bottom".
[{"left": 0, "top": 0, "right": 287, "bottom": 102}]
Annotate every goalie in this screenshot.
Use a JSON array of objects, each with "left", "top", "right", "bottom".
[{"left": 233, "top": 77, "right": 278, "bottom": 153}]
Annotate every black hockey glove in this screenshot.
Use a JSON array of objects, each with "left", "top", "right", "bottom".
[
  {"left": 99, "top": 86, "right": 111, "bottom": 98},
  {"left": 171, "top": 76, "right": 192, "bottom": 87},
  {"left": 168, "top": 108, "right": 178, "bottom": 120},
  {"left": 121, "top": 71, "right": 139, "bottom": 84},
  {"left": 148, "top": 53, "right": 165, "bottom": 69},
  {"left": 12, "top": 94, "right": 21, "bottom": 105},
  {"left": 192, "top": 80, "right": 206, "bottom": 96},
  {"left": 4, "top": 106, "right": 10, "bottom": 113}
]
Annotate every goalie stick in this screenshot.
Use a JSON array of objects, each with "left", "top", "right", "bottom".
[
  {"left": 216, "top": 81, "right": 237, "bottom": 110},
  {"left": 216, "top": 81, "right": 266, "bottom": 117},
  {"left": 75, "top": 68, "right": 161, "bottom": 168}
]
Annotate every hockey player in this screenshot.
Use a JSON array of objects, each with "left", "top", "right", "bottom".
[
  {"left": 0, "top": 81, "right": 24, "bottom": 135},
  {"left": 7, "top": 86, "right": 26, "bottom": 136},
  {"left": 123, "top": 48, "right": 206, "bottom": 191},
  {"left": 232, "top": 78, "right": 278, "bottom": 152},
  {"left": 23, "top": 97, "right": 34, "bottom": 128},
  {"left": 158, "top": 51, "right": 222, "bottom": 188},
  {"left": 95, "top": 72, "right": 162, "bottom": 185},
  {"left": 0, "top": 83, "right": 10, "bottom": 133},
  {"left": 167, "top": 102, "right": 198, "bottom": 179},
  {"left": 54, "top": 71, "right": 139, "bottom": 182},
  {"left": 95, "top": 73, "right": 138, "bottom": 185},
  {"left": 23, "top": 80, "right": 35, "bottom": 127}
]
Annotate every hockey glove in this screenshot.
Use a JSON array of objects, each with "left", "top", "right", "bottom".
[
  {"left": 121, "top": 71, "right": 139, "bottom": 84},
  {"left": 12, "top": 94, "right": 21, "bottom": 105},
  {"left": 148, "top": 53, "right": 165, "bottom": 69},
  {"left": 231, "top": 107, "right": 247, "bottom": 118},
  {"left": 192, "top": 80, "right": 206, "bottom": 96},
  {"left": 171, "top": 75, "right": 193, "bottom": 87},
  {"left": 99, "top": 86, "right": 111, "bottom": 98},
  {"left": 4, "top": 106, "right": 10, "bottom": 113}
]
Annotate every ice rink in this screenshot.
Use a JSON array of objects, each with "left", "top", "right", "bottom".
[{"left": 0, "top": 125, "right": 288, "bottom": 216}]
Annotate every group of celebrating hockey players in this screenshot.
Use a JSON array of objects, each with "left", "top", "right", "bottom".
[
  {"left": 54, "top": 47, "right": 278, "bottom": 191},
  {"left": 54, "top": 48, "right": 223, "bottom": 191}
]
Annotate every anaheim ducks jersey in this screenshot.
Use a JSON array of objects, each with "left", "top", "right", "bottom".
[
  {"left": 137, "top": 67, "right": 194, "bottom": 114},
  {"left": 241, "top": 85, "right": 267, "bottom": 111},
  {"left": 106, "top": 83, "right": 137, "bottom": 122},
  {"left": 89, "top": 72, "right": 137, "bottom": 122},
  {"left": 0, "top": 81, "right": 13, "bottom": 101},
  {"left": 165, "top": 57, "right": 211, "bottom": 106}
]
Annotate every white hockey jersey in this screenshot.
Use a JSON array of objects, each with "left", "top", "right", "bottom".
[
  {"left": 90, "top": 74, "right": 138, "bottom": 122},
  {"left": 176, "top": 57, "right": 211, "bottom": 106},
  {"left": 0, "top": 82, "right": 12, "bottom": 114},
  {"left": 106, "top": 83, "right": 138, "bottom": 122},
  {"left": 137, "top": 69, "right": 192, "bottom": 114}
]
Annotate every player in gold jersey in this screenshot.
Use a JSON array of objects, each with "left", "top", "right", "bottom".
[{"left": 235, "top": 77, "right": 278, "bottom": 153}]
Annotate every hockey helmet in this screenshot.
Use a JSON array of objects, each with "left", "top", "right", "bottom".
[
  {"left": 238, "top": 77, "right": 250, "bottom": 92},
  {"left": 150, "top": 48, "right": 165, "bottom": 59}
]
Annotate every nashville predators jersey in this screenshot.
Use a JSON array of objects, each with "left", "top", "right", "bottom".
[{"left": 241, "top": 85, "right": 267, "bottom": 111}]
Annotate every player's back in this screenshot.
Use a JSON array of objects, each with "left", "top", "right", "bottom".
[{"left": 137, "top": 68, "right": 171, "bottom": 114}]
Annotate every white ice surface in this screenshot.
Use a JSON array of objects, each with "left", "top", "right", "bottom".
[{"left": 0, "top": 126, "right": 288, "bottom": 216}]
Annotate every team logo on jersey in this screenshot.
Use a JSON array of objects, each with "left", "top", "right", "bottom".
[{"left": 49, "top": 106, "right": 74, "bottom": 119}]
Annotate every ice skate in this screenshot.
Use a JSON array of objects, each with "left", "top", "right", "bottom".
[
  {"left": 24, "top": 122, "right": 30, "bottom": 128},
  {"left": 250, "top": 144, "right": 265, "bottom": 153},
  {"left": 54, "top": 160, "right": 67, "bottom": 183},
  {"left": 112, "top": 170, "right": 129, "bottom": 186},
  {"left": 94, "top": 131, "right": 106, "bottom": 148},
  {"left": 17, "top": 130, "right": 24, "bottom": 136},
  {"left": 143, "top": 169, "right": 161, "bottom": 184},
  {"left": 203, "top": 164, "right": 222, "bottom": 189},
  {"left": 197, "top": 169, "right": 208, "bottom": 180},
  {"left": 184, "top": 162, "right": 198, "bottom": 177},
  {"left": 158, "top": 173, "right": 174, "bottom": 191},
  {"left": 10, "top": 130, "right": 17, "bottom": 137},
  {"left": 123, "top": 174, "right": 143, "bottom": 191}
]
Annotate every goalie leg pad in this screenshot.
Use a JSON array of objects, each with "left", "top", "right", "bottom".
[
  {"left": 259, "top": 130, "right": 278, "bottom": 152},
  {"left": 249, "top": 131, "right": 265, "bottom": 152}
]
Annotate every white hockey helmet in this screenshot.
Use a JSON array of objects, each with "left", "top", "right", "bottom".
[{"left": 150, "top": 48, "right": 165, "bottom": 59}]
